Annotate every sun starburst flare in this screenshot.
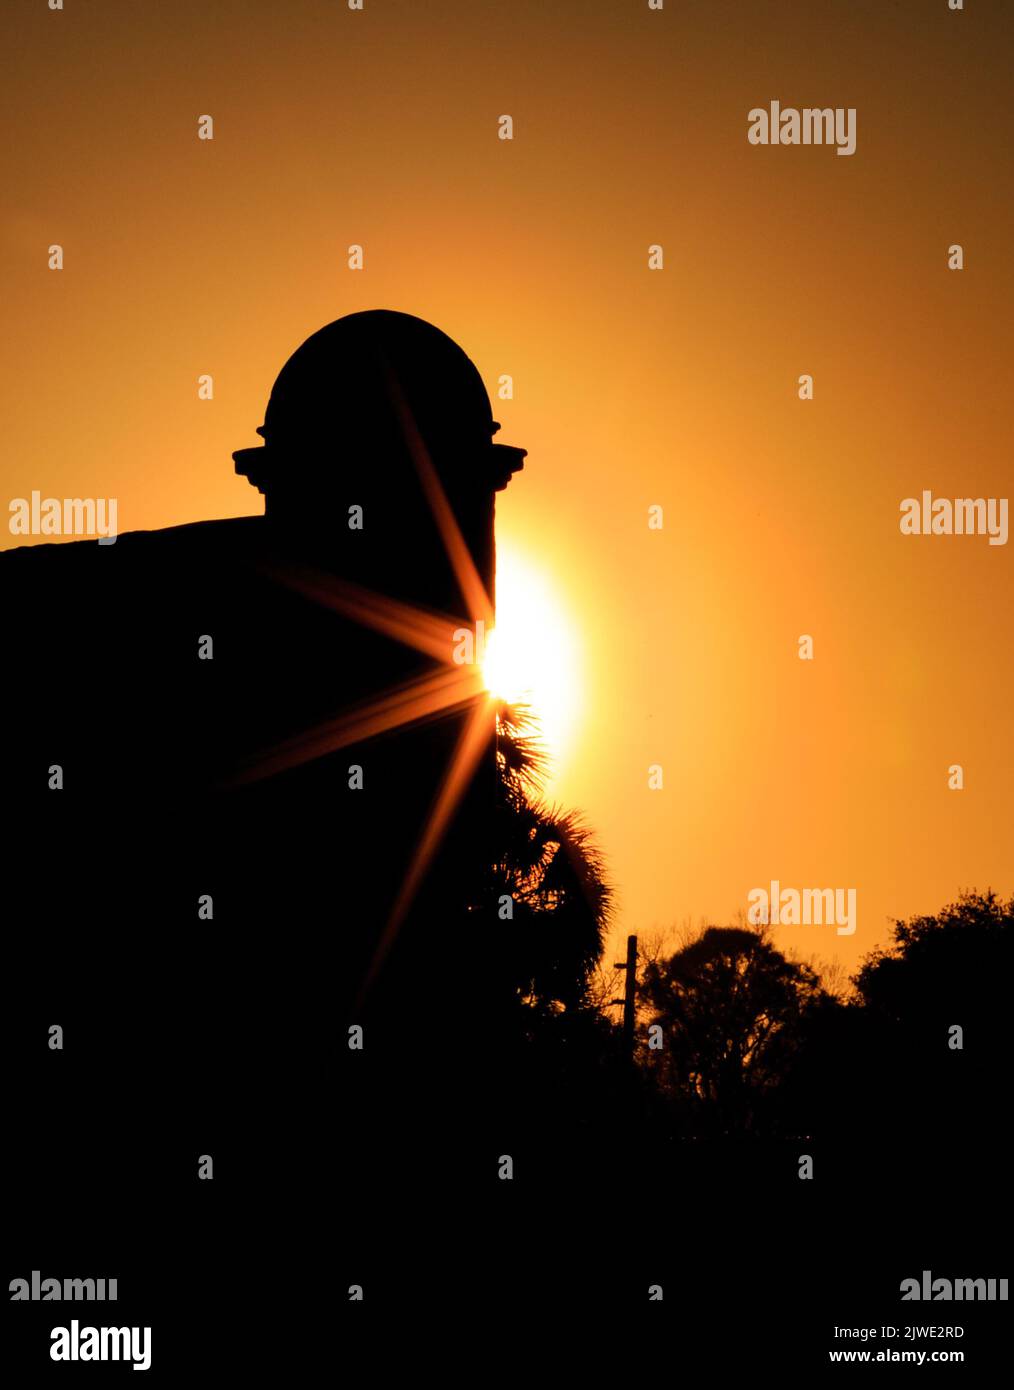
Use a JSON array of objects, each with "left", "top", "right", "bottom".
[{"left": 226, "top": 374, "right": 578, "bottom": 1006}]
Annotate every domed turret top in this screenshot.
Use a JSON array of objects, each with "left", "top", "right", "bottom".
[{"left": 233, "top": 310, "right": 526, "bottom": 496}]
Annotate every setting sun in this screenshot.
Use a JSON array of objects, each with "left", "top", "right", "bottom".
[{"left": 482, "top": 546, "right": 580, "bottom": 768}]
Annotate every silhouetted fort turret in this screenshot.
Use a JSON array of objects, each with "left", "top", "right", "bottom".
[
  {"left": 5, "top": 310, "right": 527, "bottom": 1019},
  {"left": 4, "top": 312, "right": 530, "bottom": 1304},
  {"left": 235, "top": 310, "right": 525, "bottom": 609}
]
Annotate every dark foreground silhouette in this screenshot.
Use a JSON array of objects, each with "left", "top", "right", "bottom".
[
  {"left": 7, "top": 310, "right": 528, "bottom": 1019},
  {"left": 4, "top": 313, "right": 1010, "bottom": 1366},
  {"left": 6, "top": 311, "right": 544, "bottom": 1357}
]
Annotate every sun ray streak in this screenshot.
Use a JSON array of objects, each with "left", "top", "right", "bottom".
[
  {"left": 381, "top": 364, "right": 493, "bottom": 626},
  {"left": 229, "top": 664, "right": 486, "bottom": 785},
  {"left": 261, "top": 564, "right": 463, "bottom": 664},
  {"left": 357, "top": 699, "right": 493, "bottom": 1005}
]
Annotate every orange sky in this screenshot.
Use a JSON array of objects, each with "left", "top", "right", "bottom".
[{"left": 3, "top": 0, "right": 1011, "bottom": 978}]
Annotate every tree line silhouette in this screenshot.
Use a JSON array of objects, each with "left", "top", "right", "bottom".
[{"left": 484, "top": 705, "right": 1012, "bottom": 1175}]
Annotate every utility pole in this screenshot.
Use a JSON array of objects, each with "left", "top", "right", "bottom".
[{"left": 612, "top": 933, "right": 638, "bottom": 1054}]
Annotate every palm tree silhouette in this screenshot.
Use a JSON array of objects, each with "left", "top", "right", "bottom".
[{"left": 485, "top": 700, "right": 612, "bottom": 1015}]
